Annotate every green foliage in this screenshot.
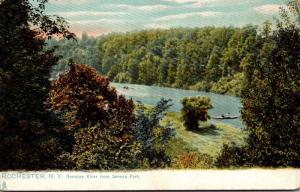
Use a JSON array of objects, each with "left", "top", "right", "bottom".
[
  {"left": 96, "top": 27, "right": 257, "bottom": 96},
  {"left": 132, "top": 99, "right": 175, "bottom": 168},
  {"left": 210, "top": 72, "right": 244, "bottom": 96},
  {"left": 48, "top": 27, "right": 259, "bottom": 96},
  {"left": 114, "top": 72, "right": 133, "bottom": 83},
  {"left": 215, "top": 143, "right": 249, "bottom": 168},
  {"left": 166, "top": 137, "right": 214, "bottom": 169},
  {"left": 0, "top": 0, "right": 74, "bottom": 170},
  {"left": 189, "top": 81, "right": 212, "bottom": 92},
  {"left": 71, "top": 120, "right": 141, "bottom": 170},
  {"left": 181, "top": 97, "right": 213, "bottom": 130},
  {"left": 241, "top": 26, "right": 300, "bottom": 167},
  {"left": 181, "top": 97, "right": 213, "bottom": 110},
  {"left": 47, "top": 32, "right": 100, "bottom": 78},
  {"left": 162, "top": 112, "right": 247, "bottom": 157},
  {"left": 217, "top": 1, "right": 300, "bottom": 167}
]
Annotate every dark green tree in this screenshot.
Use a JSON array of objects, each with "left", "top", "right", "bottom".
[
  {"left": 217, "top": 1, "right": 300, "bottom": 167},
  {"left": 0, "top": 0, "right": 74, "bottom": 170},
  {"left": 181, "top": 97, "right": 213, "bottom": 131}
]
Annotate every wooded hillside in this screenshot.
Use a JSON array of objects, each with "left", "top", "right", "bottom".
[{"left": 48, "top": 26, "right": 259, "bottom": 96}]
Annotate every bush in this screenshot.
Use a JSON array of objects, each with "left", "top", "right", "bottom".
[
  {"left": 132, "top": 99, "right": 175, "bottom": 168},
  {"left": 215, "top": 143, "right": 248, "bottom": 168},
  {"left": 172, "top": 151, "right": 213, "bottom": 169},
  {"left": 181, "top": 97, "right": 213, "bottom": 130},
  {"left": 71, "top": 120, "right": 141, "bottom": 170}
]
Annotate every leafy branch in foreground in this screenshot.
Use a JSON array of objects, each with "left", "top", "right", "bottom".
[{"left": 132, "top": 99, "right": 175, "bottom": 168}]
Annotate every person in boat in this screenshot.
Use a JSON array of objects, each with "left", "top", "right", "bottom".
[
  {"left": 123, "top": 86, "right": 129, "bottom": 89},
  {"left": 221, "top": 113, "right": 230, "bottom": 118}
]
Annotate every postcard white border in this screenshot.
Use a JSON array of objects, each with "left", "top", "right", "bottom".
[{"left": 0, "top": 169, "right": 299, "bottom": 191}]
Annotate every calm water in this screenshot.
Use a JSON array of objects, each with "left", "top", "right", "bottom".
[{"left": 112, "top": 83, "right": 244, "bottom": 128}]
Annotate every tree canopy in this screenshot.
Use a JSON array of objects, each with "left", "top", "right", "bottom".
[
  {"left": 0, "top": 0, "right": 74, "bottom": 170},
  {"left": 216, "top": 0, "right": 300, "bottom": 167},
  {"left": 48, "top": 26, "right": 258, "bottom": 96}
]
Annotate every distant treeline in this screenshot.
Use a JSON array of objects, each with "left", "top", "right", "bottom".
[
  {"left": 48, "top": 26, "right": 261, "bottom": 96},
  {"left": 47, "top": 33, "right": 100, "bottom": 77}
]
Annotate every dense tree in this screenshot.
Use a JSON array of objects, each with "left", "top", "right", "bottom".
[
  {"left": 48, "top": 27, "right": 259, "bottom": 96},
  {"left": 205, "top": 46, "right": 222, "bottom": 82},
  {"left": 49, "top": 64, "right": 135, "bottom": 128},
  {"left": 137, "top": 53, "right": 160, "bottom": 85},
  {"left": 217, "top": 1, "right": 300, "bottom": 167},
  {"left": 163, "top": 39, "right": 179, "bottom": 85},
  {"left": 47, "top": 33, "right": 100, "bottom": 79},
  {"left": 0, "top": 0, "right": 74, "bottom": 170},
  {"left": 221, "top": 26, "right": 257, "bottom": 77},
  {"left": 48, "top": 64, "right": 140, "bottom": 169},
  {"left": 241, "top": 25, "right": 300, "bottom": 167},
  {"left": 132, "top": 99, "right": 175, "bottom": 168},
  {"left": 181, "top": 97, "right": 213, "bottom": 131}
]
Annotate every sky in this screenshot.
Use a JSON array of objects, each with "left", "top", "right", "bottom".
[{"left": 45, "top": 0, "right": 285, "bottom": 37}]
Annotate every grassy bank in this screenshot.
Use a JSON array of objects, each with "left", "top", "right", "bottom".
[{"left": 162, "top": 112, "right": 247, "bottom": 157}]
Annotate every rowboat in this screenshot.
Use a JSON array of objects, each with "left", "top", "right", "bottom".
[{"left": 211, "top": 115, "right": 239, "bottom": 120}]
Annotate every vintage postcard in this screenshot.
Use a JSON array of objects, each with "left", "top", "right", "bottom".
[{"left": 0, "top": 0, "right": 300, "bottom": 191}]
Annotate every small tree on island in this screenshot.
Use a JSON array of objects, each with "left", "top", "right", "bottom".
[{"left": 181, "top": 96, "right": 213, "bottom": 130}]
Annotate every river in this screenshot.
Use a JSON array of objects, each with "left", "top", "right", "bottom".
[{"left": 112, "top": 83, "right": 244, "bottom": 128}]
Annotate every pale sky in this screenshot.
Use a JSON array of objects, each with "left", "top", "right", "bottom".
[{"left": 45, "top": 0, "right": 285, "bottom": 36}]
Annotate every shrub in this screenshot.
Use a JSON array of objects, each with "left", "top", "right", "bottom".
[
  {"left": 215, "top": 143, "right": 248, "bottom": 168},
  {"left": 181, "top": 97, "right": 213, "bottom": 131},
  {"left": 172, "top": 151, "right": 213, "bottom": 169},
  {"left": 71, "top": 119, "right": 141, "bottom": 170},
  {"left": 132, "top": 99, "right": 175, "bottom": 168}
]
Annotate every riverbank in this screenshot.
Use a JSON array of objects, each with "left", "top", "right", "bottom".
[{"left": 162, "top": 112, "right": 247, "bottom": 157}]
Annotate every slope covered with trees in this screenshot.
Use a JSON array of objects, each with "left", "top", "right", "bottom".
[
  {"left": 49, "top": 26, "right": 259, "bottom": 96},
  {"left": 216, "top": 1, "right": 300, "bottom": 167}
]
